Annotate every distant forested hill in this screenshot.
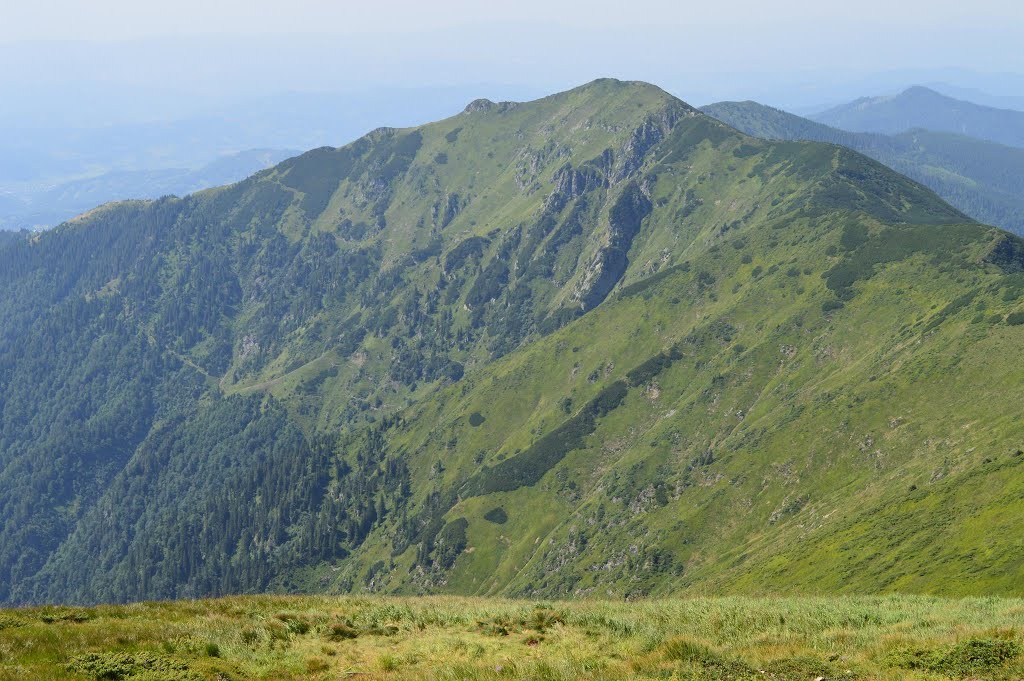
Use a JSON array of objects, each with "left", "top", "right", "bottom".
[
  {"left": 812, "top": 86, "right": 1024, "bottom": 148},
  {"left": 0, "top": 229, "right": 27, "bottom": 249},
  {"left": 703, "top": 100, "right": 1024, "bottom": 235}
]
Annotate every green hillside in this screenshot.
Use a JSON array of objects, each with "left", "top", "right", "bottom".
[
  {"left": 1, "top": 79, "right": 1024, "bottom": 606},
  {"left": 811, "top": 85, "right": 1024, "bottom": 148},
  {"left": 702, "top": 100, "right": 1024, "bottom": 234}
]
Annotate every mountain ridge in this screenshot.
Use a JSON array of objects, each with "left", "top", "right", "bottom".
[
  {"left": 1, "top": 79, "right": 1023, "bottom": 605},
  {"left": 702, "top": 99, "right": 1024, "bottom": 235}
]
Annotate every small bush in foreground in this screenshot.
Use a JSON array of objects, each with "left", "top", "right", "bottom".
[
  {"left": 67, "top": 652, "right": 198, "bottom": 681},
  {"left": 889, "top": 637, "right": 1020, "bottom": 676}
]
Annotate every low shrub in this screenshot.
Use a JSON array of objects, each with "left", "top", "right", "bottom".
[
  {"left": 326, "top": 621, "right": 360, "bottom": 641},
  {"left": 275, "top": 613, "right": 310, "bottom": 634},
  {"left": 529, "top": 608, "right": 565, "bottom": 633},
  {"left": 888, "top": 637, "right": 1020, "bottom": 675},
  {"left": 67, "top": 652, "right": 197, "bottom": 681},
  {"left": 306, "top": 656, "right": 330, "bottom": 673},
  {"left": 483, "top": 507, "right": 508, "bottom": 524}
]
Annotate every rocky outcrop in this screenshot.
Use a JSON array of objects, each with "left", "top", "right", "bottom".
[
  {"left": 463, "top": 99, "right": 519, "bottom": 114},
  {"left": 614, "top": 107, "right": 686, "bottom": 181},
  {"left": 577, "top": 182, "right": 653, "bottom": 310},
  {"left": 544, "top": 151, "right": 614, "bottom": 214}
]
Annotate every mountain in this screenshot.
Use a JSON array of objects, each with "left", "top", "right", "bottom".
[
  {"left": 929, "top": 83, "right": 1024, "bottom": 112},
  {"left": 702, "top": 100, "right": 1024, "bottom": 235},
  {"left": 812, "top": 86, "right": 1024, "bottom": 148},
  {"left": 2, "top": 79, "right": 1024, "bottom": 606},
  {"left": 0, "top": 149, "right": 297, "bottom": 231}
]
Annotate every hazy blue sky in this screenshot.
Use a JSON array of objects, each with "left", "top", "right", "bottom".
[
  {"left": 1, "top": 1, "right": 1022, "bottom": 132},
  {"left": 4, "top": 0, "right": 1022, "bottom": 42}
]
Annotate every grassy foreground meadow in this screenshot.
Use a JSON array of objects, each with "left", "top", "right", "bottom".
[{"left": 1, "top": 596, "right": 1023, "bottom": 680}]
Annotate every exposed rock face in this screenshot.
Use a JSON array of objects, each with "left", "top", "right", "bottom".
[
  {"left": 545, "top": 151, "right": 614, "bottom": 213},
  {"left": 436, "top": 192, "right": 465, "bottom": 229},
  {"left": 577, "top": 182, "right": 653, "bottom": 310},
  {"left": 463, "top": 99, "right": 519, "bottom": 114},
  {"left": 615, "top": 107, "right": 689, "bottom": 180}
]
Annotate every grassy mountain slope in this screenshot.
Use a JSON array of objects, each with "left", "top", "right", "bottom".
[
  {"left": 703, "top": 100, "right": 1024, "bottom": 234},
  {"left": 812, "top": 86, "right": 1024, "bottom": 148},
  {"left": 329, "top": 187, "right": 1024, "bottom": 599},
  {"left": 1, "top": 79, "right": 1024, "bottom": 606}
]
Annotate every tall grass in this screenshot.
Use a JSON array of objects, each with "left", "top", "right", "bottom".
[{"left": 1, "top": 595, "right": 1022, "bottom": 679}]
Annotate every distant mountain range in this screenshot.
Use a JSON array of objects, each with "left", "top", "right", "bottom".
[
  {"left": 929, "top": 83, "right": 1024, "bottom": 112},
  {"left": 703, "top": 99, "right": 1024, "bottom": 235},
  {"left": 3, "top": 80, "right": 1024, "bottom": 605},
  {"left": 811, "top": 86, "right": 1024, "bottom": 148},
  {"left": 0, "top": 149, "right": 297, "bottom": 230},
  {"left": 0, "top": 86, "right": 544, "bottom": 186}
]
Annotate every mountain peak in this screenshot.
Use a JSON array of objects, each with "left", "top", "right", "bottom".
[
  {"left": 900, "top": 85, "right": 945, "bottom": 99},
  {"left": 812, "top": 84, "right": 1024, "bottom": 147},
  {"left": 460, "top": 79, "right": 691, "bottom": 119},
  {"left": 565, "top": 77, "right": 688, "bottom": 106}
]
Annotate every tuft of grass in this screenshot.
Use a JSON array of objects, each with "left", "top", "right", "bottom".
[
  {"left": 325, "top": 621, "right": 360, "bottom": 641},
  {"left": 529, "top": 608, "right": 565, "bottom": 633},
  {"left": 662, "top": 636, "right": 721, "bottom": 664},
  {"left": 306, "top": 656, "right": 330, "bottom": 673},
  {"left": 378, "top": 653, "right": 401, "bottom": 671},
  {"left": 275, "top": 612, "right": 311, "bottom": 634}
]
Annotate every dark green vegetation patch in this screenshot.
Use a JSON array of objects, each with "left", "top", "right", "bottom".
[
  {"left": 889, "top": 638, "right": 1020, "bottom": 676},
  {"left": 68, "top": 652, "right": 198, "bottom": 681},
  {"left": 463, "top": 380, "right": 628, "bottom": 497},
  {"left": 483, "top": 507, "right": 508, "bottom": 524}
]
